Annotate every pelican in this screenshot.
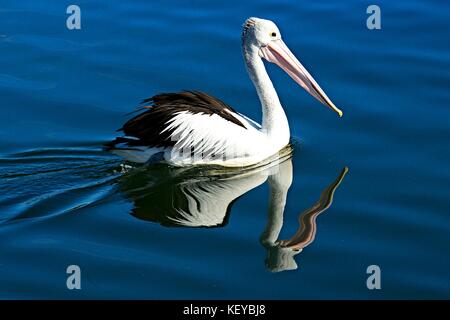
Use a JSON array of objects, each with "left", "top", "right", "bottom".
[{"left": 107, "top": 17, "right": 342, "bottom": 166}]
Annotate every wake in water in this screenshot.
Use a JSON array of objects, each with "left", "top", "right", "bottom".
[{"left": 0, "top": 147, "right": 124, "bottom": 224}]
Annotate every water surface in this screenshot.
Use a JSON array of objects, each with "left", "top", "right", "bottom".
[{"left": 0, "top": 0, "right": 449, "bottom": 299}]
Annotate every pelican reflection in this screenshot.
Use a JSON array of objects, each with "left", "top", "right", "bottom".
[
  {"left": 261, "top": 166, "right": 348, "bottom": 272},
  {"left": 118, "top": 146, "right": 348, "bottom": 272}
]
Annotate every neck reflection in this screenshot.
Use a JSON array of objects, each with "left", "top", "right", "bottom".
[{"left": 261, "top": 166, "right": 348, "bottom": 272}]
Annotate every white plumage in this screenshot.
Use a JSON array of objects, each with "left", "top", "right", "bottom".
[{"left": 161, "top": 111, "right": 270, "bottom": 166}]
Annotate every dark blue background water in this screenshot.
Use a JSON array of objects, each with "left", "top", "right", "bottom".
[{"left": 1, "top": 0, "right": 449, "bottom": 299}]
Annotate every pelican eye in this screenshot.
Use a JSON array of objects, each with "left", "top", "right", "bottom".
[{"left": 271, "top": 32, "right": 277, "bottom": 37}]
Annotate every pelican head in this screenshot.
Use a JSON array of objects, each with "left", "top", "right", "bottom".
[{"left": 242, "top": 17, "right": 343, "bottom": 117}]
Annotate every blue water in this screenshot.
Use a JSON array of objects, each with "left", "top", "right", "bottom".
[{"left": 1, "top": 0, "right": 450, "bottom": 299}]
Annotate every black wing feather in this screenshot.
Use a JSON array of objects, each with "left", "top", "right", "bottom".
[{"left": 108, "top": 91, "right": 246, "bottom": 149}]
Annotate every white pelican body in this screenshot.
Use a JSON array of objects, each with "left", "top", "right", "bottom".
[{"left": 107, "top": 18, "right": 342, "bottom": 166}]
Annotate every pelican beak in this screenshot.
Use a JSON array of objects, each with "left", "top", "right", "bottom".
[{"left": 259, "top": 39, "right": 343, "bottom": 117}]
